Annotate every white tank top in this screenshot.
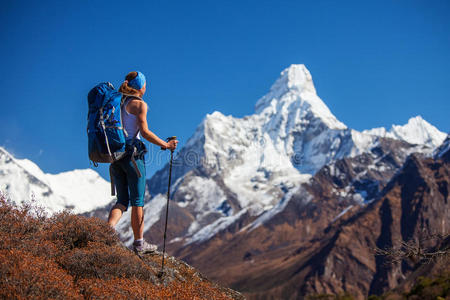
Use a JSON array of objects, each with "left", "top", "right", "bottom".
[{"left": 122, "top": 97, "right": 142, "bottom": 140}]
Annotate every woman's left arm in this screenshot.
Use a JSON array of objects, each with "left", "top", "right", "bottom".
[{"left": 133, "top": 100, "right": 177, "bottom": 150}]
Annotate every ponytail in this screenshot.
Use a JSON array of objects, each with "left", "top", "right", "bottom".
[{"left": 119, "top": 71, "right": 141, "bottom": 96}]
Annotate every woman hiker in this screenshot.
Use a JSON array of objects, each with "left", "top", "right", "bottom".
[{"left": 107, "top": 71, "right": 178, "bottom": 254}]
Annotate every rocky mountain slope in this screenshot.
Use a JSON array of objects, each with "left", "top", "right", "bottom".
[{"left": 221, "top": 143, "right": 449, "bottom": 299}]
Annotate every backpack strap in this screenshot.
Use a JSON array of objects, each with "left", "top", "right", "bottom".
[
  {"left": 119, "top": 96, "right": 129, "bottom": 138},
  {"left": 99, "top": 106, "right": 114, "bottom": 160},
  {"left": 130, "top": 148, "right": 142, "bottom": 178}
]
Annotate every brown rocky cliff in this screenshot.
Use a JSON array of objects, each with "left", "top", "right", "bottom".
[
  {"left": 174, "top": 146, "right": 449, "bottom": 299},
  {"left": 297, "top": 152, "right": 449, "bottom": 299}
]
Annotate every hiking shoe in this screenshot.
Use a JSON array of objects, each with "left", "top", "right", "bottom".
[{"left": 133, "top": 240, "right": 158, "bottom": 254}]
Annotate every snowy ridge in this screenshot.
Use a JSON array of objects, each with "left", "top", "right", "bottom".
[
  {"left": 362, "top": 115, "right": 446, "bottom": 148},
  {"left": 332, "top": 205, "right": 354, "bottom": 222},
  {"left": 255, "top": 64, "right": 346, "bottom": 131},
  {"left": 185, "top": 209, "right": 248, "bottom": 245},
  {"left": 0, "top": 147, "right": 113, "bottom": 214},
  {"left": 244, "top": 186, "right": 309, "bottom": 232}
]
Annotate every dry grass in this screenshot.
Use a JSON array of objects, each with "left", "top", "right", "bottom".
[{"left": 0, "top": 192, "right": 242, "bottom": 299}]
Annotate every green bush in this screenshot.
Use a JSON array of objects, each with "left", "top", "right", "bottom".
[{"left": 407, "top": 273, "right": 450, "bottom": 299}]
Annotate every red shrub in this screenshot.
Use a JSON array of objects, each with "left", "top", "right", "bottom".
[
  {"left": 46, "top": 212, "right": 119, "bottom": 252},
  {"left": 0, "top": 192, "right": 237, "bottom": 300},
  {"left": 77, "top": 277, "right": 232, "bottom": 300},
  {"left": 60, "top": 242, "right": 156, "bottom": 281},
  {"left": 0, "top": 249, "right": 80, "bottom": 299}
]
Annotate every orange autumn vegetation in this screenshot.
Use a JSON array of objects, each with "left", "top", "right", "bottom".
[{"left": 0, "top": 193, "right": 240, "bottom": 299}]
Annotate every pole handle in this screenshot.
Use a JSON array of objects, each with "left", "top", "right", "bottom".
[{"left": 161, "top": 136, "right": 177, "bottom": 151}]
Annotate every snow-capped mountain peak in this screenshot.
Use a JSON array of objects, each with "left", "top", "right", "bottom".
[
  {"left": 268, "top": 64, "right": 317, "bottom": 95},
  {"left": 391, "top": 115, "right": 446, "bottom": 147},
  {"left": 363, "top": 115, "right": 446, "bottom": 149},
  {"left": 255, "top": 64, "right": 346, "bottom": 131}
]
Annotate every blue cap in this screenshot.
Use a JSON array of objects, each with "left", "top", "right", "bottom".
[{"left": 128, "top": 71, "right": 146, "bottom": 90}]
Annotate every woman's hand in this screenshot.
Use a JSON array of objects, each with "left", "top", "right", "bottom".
[{"left": 165, "top": 139, "right": 178, "bottom": 151}]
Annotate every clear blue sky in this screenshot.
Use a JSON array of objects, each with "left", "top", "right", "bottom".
[{"left": 1, "top": 0, "right": 449, "bottom": 180}]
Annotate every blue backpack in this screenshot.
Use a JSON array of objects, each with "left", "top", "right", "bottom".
[
  {"left": 87, "top": 82, "right": 128, "bottom": 164},
  {"left": 87, "top": 82, "right": 144, "bottom": 195}
]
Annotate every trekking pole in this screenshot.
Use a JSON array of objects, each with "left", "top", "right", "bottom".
[{"left": 158, "top": 136, "right": 177, "bottom": 278}]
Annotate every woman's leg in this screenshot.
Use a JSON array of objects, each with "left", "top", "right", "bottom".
[
  {"left": 108, "top": 203, "right": 127, "bottom": 227},
  {"left": 131, "top": 206, "right": 144, "bottom": 240},
  {"left": 107, "top": 163, "right": 130, "bottom": 228},
  {"left": 125, "top": 157, "right": 147, "bottom": 241}
]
